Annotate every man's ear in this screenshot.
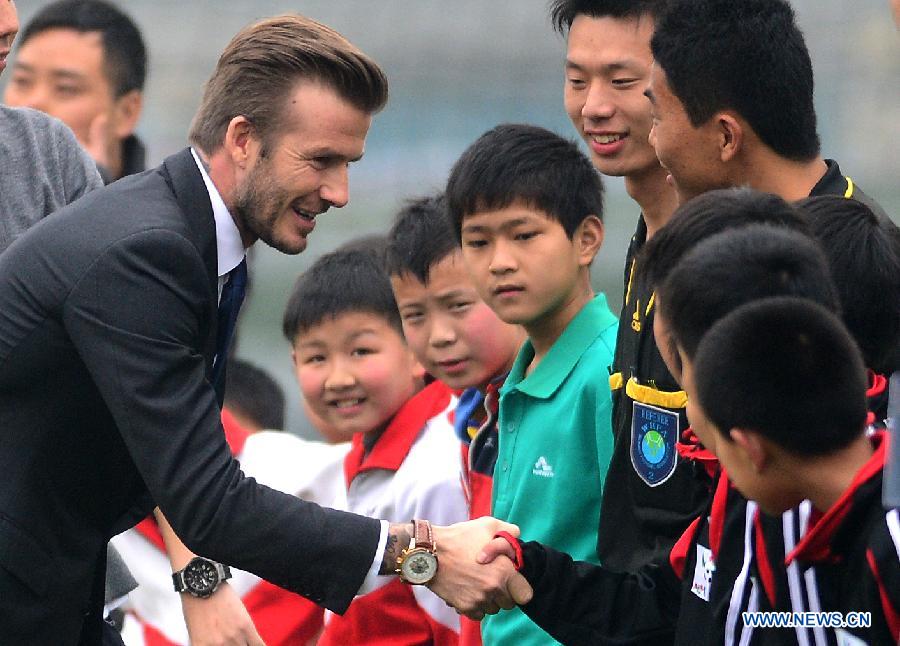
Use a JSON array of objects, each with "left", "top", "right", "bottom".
[
  {"left": 112, "top": 90, "right": 143, "bottom": 139},
  {"left": 716, "top": 112, "right": 743, "bottom": 163},
  {"left": 223, "top": 115, "right": 260, "bottom": 168},
  {"left": 729, "top": 428, "right": 769, "bottom": 473},
  {"left": 290, "top": 348, "right": 299, "bottom": 369},
  {"left": 576, "top": 215, "right": 604, "bottom": 266}
]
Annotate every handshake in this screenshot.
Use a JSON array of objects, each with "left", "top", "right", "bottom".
[{"left": 422, "top": 517, "right": 534, "bottom": 620}]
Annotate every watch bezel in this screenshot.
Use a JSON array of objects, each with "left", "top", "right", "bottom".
[
  {"left": 174, "top": 556, "right": 230, "bottom": 598},
  {"left": 398, "top": 546, "right": 438, "bottom": 585}
]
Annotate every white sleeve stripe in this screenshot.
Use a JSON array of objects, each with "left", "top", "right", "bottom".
[
  {"left": 803, "top": 567, "right": 829, "bottom": 646},
  {"left": 725, "top": 500, "right": 757, "bottom": 646},
  {"left": 783, "top": 509, "right": 812, "bottom": 646},
  {"left": 886, "top": 509, "right": 900, "bottom": 562},
  {"left": 739, "top": 580, "right": 759, "bottom": 646}
]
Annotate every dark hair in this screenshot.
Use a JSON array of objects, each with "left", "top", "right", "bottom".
[
  {"left": 650, "top": 0, "right": 819, "bottom": 161},
  {"left": 639, "top": 187, "right": 809, "bottom": 289},
  {"left": 694, "top": 297, "right": 867, "bottom": 456},
  {"left": 20, "top": 0, "right": 147, "bottom": 97},
  {"left": 336, "top": 233, "right": 391, "bottom": 268},
  {"left": 550, "top": 0, "right": 668, "bottom": 34},
  {"left": 659, "top": 224, "right": 839, "bottom": 361},
  {"left": 796, "top": 196, "right": 900, "bottom": 373},
  {"left": 190, "top": 14, "right": 388, "bottom": 153},
  {"left": 385, "top": 194, "right": 458, "bottom": 283},
  {"left": 282, "top": 248, "right": 402, "bottom": 341},
  {"left": 446, "top": 123, "right": 604, "bottom": 240},
  {"left": 224, "top": 359, "right": 285, "bottom": 431}
]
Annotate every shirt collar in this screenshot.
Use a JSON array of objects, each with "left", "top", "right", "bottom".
[
  {"left": 809, "top": 158, "right": 850, "bottom": 198},
  {"left": 502, "top": 293, "right": 617, "bottom": 400},
  {"left": 190, "top": 147, "right": 245, "bottom": 278},
  {"left": 785, "top": 431, "right": 886, "bottom": 565},
  {"left": 343, "top": 381, "right": 453, "bottom": 487}
]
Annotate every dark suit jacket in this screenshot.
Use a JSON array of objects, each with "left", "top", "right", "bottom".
[{"left": 0, "top": 148, "right": 381, "bottom": 644}]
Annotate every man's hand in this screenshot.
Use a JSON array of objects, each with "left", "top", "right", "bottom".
[
  {"left": 83, "top": 113, "right": 113, "bottom": 171},
  {"left": 181, "top": 581, "right": 266, "bottom": 646},
  {"left": 427, "top": 517, "right": 533, "bottom": 620}
]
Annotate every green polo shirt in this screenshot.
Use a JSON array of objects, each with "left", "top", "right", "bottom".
[{"left": 482, "top": 293, "right": 618, "bottom": 645}]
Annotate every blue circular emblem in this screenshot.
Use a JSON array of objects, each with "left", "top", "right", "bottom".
[{"left": 641, "top": 430, "right": 666, "bottom": 465}]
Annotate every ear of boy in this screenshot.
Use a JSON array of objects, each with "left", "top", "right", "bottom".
[
  {"left": 576, "top": 215, "right": 604, "bottom": 266},
  {"left": 728, "top": 428, "right": 770, "bottom": 474}
]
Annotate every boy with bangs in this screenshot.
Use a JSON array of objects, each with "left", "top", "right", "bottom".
[
  {"left": 283, "top": 247, "right": 468, "bottom": 645},
  {"left": 479, "top": 196, "right": 838, "bottom": 645},
  {"left": 686, "top": 299, "right": 900, "bottom": 645},
  {"left": 480, "top": 189, "right": 900, "bottom": 644},
  {"left": 387, "top": 193, "right": 527, "bottom": 645},
  {"left": 446, "top": 123, "right": 618, "bottom": 644}
]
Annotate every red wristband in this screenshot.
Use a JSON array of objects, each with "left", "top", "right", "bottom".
[{"left": 493, "top": 531, "right": 524, "bottom": 571}]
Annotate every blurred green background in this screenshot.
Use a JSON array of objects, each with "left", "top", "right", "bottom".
[{"left": 5, "top": 1, "right": 898, "bottom": 437}]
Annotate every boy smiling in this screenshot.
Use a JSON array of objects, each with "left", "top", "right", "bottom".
[{"left": 283, "top": 247, "right": 468, "bottom": 644}]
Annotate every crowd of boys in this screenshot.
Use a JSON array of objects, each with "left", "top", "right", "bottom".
[{"left": 0, "top": 0, "right": 898, "bottom": 645}]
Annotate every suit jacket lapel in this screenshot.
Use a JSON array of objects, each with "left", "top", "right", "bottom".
[{"left": 160, "top": 148, "right": 219, "bottom": 379}]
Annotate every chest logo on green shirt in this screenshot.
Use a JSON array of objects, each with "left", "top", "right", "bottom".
[
  {"left": 631, "top": 401, "right": 679, "bottom": 486},
  {"left": 532, "top": 456, "right": 555, "bottom": 478}
]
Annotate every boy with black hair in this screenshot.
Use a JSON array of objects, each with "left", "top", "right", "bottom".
[
  {"left": 386, "top": 193, "right": 526, "bottom": 645},
  {"left": 797, "top": 196, "right": 900, "bottom": 377},
  {"left": 646, "top": 0, "right": 888, "bottom": 218},
  {"left": 637, "top": 188, "right": 809, "bottom": 289},
  {"left": 689, "top": 299, "right": 900, "bottom": 645},
  {"left": 480, "top": 221, "right": 840, "bottom": 645},
  {"left": 549, "top": 0, "right": 709, "bottom": 577},
  {"left": 283, "top": 248, "right": 468, "bottom": 645},
  {"left": 446, "top": 123, "right": 617, "bottom": 644},
  {"left": 736, "top": 196, "right": 900, "bottom": 646},
  {"left": 224, "top": 359, "right": 286, "bottom": 432}
]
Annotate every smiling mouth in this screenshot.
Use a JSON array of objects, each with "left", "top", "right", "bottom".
[
  {"left": 591, "top": 133, "right": 625, "bottom": 144},
  {"left": 293, "top": 206, "right": 317, "bottom": 222},
  {"left": 329, "top": 397, "right": 365, "bottom": 409}
]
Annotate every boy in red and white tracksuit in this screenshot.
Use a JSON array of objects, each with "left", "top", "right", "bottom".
[{"left": 113, "top": 408, "right": 350, "bottom": 645}]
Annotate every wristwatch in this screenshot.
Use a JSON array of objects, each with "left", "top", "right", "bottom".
[
  {"left": 396, "top": 519, "right": 439, "bottom": 585},
  {"left": 172, "top": 556, "right": 232, "bottom": 598}
]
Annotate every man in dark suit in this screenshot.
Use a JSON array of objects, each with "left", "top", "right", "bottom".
[{"left": 0, "top": 14, "right": 522, "bottom": 644}]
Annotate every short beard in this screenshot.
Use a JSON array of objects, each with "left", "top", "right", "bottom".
[{"left": 232, "top": 159, "right": 303, "bottom": 255}]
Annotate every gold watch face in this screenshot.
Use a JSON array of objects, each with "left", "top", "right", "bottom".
[{"left": 400, "top": 548, "right": 438, "bottom": 584}]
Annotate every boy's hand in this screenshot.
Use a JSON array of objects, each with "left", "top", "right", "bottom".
[
  {"left": 428, "top": 517, "right": 530, "bottom": 620},
  {"left": 478, "top": 536, "right": 534, "bottom": 606}
]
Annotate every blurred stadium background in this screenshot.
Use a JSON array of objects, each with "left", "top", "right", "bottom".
[{"left": 5, "top": 1, "right": 898, "bottom": 437}]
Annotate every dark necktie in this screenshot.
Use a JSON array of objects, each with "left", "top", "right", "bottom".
[{"left": 211, "top": 257, "right": 247, "bottom": 388}]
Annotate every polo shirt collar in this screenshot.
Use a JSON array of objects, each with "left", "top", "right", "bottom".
[
  {"left": 809, "top": 159, "right": 849, "bottom": 198},
  {"left": 343, "top": 381, "right": 452, "bottom": 487},
  {"left": 785, "top": 431, "right": 885, "bottom": 565},
  {"left": 502, "top": 293, "right": 616, "bottom": 400},
  {"left": 190, "top": 147, "right": 245, "bottom": 278}
]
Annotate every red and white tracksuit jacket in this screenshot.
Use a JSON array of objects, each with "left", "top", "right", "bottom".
[
  {"left": 318, "top": 381, "right": 468, "bottom": 646},
  {"left": 114, "top": 409, "right": 350, "bottom": 645}
]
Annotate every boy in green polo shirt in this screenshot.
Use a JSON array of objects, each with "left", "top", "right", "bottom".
[{"left": 446, "top": 123, "right": 617, "bottom": 644}]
